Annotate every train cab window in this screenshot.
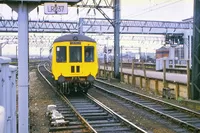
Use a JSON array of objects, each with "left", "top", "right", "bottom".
[
  {"left": 69, "top": 46, "right": 82, "bottom": 62},
  {"left": 85, "top": 46, "right": 94, "bottom": 62},
  {"left": 56, "top": 46, "right": 66, "bottom": 63}
]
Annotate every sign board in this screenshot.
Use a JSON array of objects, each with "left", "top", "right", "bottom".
[{"left": 44, "top": 3, "right": 68, "bottom": 15}]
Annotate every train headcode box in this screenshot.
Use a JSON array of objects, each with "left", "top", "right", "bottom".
[{"left": 44, "top": 3, "right": 68, "bottom": 15}]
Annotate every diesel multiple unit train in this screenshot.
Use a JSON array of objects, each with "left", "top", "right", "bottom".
[{"left": 49, "top": 34, "right": 98, "bottom": 95}]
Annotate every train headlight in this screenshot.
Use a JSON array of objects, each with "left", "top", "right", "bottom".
[{"left": 87, "top": 74, "right": 95, "bottom": 82}]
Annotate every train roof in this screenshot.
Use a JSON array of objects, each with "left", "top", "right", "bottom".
[{"left": 53, "top": 34, "right": 96, "bottom": 43}]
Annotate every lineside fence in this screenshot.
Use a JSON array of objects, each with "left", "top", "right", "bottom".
[{"left": 0, "top": 57, "right": 17, "bottom": 133}]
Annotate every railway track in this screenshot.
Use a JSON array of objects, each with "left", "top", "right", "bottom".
[
  {"left": 38, "top": 64, "right": 95, "bottom": 133},
  {"left": 38, "top": 62, "right": 147, "bottom": 133},
  {"left": 94, "top": 79, "right": 200, "bottom": 133}
]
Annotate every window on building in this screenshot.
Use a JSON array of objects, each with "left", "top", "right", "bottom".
[{"left": 56, "top": 46, "right": 66, "bottom": 63}]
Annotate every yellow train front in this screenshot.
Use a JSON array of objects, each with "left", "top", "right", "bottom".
[{"left": 51, "top": 34, "right": 98, "bottom": 95}]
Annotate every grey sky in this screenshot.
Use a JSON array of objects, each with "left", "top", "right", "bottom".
[{"left": 0, "top": 0, "right": 193, "bottom": 21}]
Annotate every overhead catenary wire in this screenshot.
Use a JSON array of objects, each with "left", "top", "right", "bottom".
[{"left": 122, "top": 0, "right": 183, "bottom": 19}]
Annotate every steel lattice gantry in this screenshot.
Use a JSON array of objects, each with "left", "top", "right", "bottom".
[
  {"left": 0, "top": 34, "right": 166, "bottom": 48},
  {"left": 0, "top": 17, "right": 192, "bottom": 34},
  {"left": 191, "top": 0, "right": 200, "bottom": 100},
  {"left": 0, "top": 34, "right": 58, "bottom": 47}
]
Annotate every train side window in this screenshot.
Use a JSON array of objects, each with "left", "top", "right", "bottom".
[
  {"left": 85, "top": 46, "right": 94, "bottom": 62},
  {"left": 69, "top": 46, "right": 82, "bottom": 62},
  {"left": 56, "top": 46, "right": 66, "bottom": 63}
]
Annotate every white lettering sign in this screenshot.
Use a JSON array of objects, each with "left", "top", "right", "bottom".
[{"left": 44, "top": 3, "right": 68, "bottom": 15}]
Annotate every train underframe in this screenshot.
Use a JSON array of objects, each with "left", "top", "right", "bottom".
[{"left": 54, "top": 75, "right": 95, "bottom": 95}]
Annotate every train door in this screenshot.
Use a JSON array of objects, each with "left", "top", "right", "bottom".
[{"left": 69, "top": 46, "right": 83, "bottom": 75}]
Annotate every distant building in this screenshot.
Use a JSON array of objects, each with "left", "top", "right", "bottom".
[
  {"left": 156, "top": 46, "right": 170, "bottom": 59},
  {"left": 156, "top": 45, "right": 184, "bottom": 60}
]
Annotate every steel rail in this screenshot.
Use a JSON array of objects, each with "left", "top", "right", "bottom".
[
  {"left": 96, "top": 79, "right": 200, "bottom": 117},
  {"left": 41, "top": 62, "right": 148, "bottom": 133},
  {"left": 37, "top": 63, "right": 97, "bottom": 133},
  {"left": 94, "top": 79, "right": 200, "bottom": 132},
  {"left": 86, "top": 94, "right": 148, "bottom": 133}
]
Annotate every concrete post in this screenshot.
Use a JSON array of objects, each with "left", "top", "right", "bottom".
[
  {"left": 18, "top": 3, "right": 29, "bottom": 132},
  {"left": 6, "top": 3, "right": 37, "bottom": 133},
  {"left": 0, "top": 44, "right": 2, "bottom": 56},
  {"left": 113, "top": 0, "right": 120, "bottom": 79},
  {"left": 0, "top": 106, "right": 5, "bottom": 133},
  {"left": 120, "top": 45, "right": 123, "bottom": 82},
  {"left": 163, "top": 59, "right": 167, "bottom": 88},
  {"left": 187, "top": 60, "right": 191, "bottom": 99},
  {"left": 132, "top": 59, "right": 135, "bottom": 86},
  {"left": 9, "top": 65, "right": 17, "bottom": 133},
  {"left": 0, "top": 57, "right": 11, "bottom": 133}
]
